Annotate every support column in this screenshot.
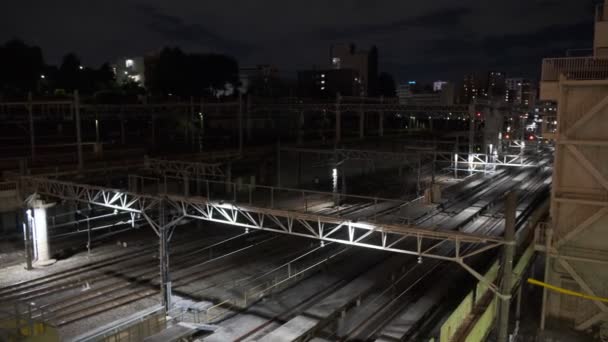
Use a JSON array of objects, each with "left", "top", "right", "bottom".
[
  {"left": 95, "top": 115, "right": 100, "bottom": 143},
  {"left": 22, "top": 209, "right": 33, "bottom": 270},
  {"left": 238, "top": 93, "right": 244, "bottom": 154},
  {"left": 159, "top": 202, "right": 171, "bottom": 310},
  {"left": 27, "top": 92, "right": 36, "bottom": 162},
  {"left": 276, "top": 141, "right": 281, "bottom": 187},
  {"left": 151, "top": 114, "right": 156, "bottom": 147},
  {"left": 378, "top": 111, "right": 384, "bottom": 137},
  {"left": 297, "top": 111, "right": 305, "bottom": 145},
  {"left": 27, "top": 198, "right": 56, "bottom": 266},
  {"left": 296, "top": 152, "right": 302, "bottom": 186},
  {"left": 225, "top": 162, "right": 232, "bottom": 193},
  {"left": 120, "top": 115, "right": 126, "bottom": 145},
  {"left": 74, "top": 91, "right": 84, "bottom": 171},
  {"left": 183, "top": 174, "right": 190, "bottom": 196},
  {"left": 359, "top": 107, "right": 365, "bottom": 139},
  {"left": 498, "top": 191, "right": 516, "bottom": 341},
  {"left": 341, "top": 161, "right": 346, "bottom": 196},
  {"left": 335, "top": 94, "right": 341, "bottom": 144},
  {"left": 540, "top": 227, "right": 553, "bottom": 331},
  {"left": 246, "top": 95, "right": 252, "bottom": 141}
]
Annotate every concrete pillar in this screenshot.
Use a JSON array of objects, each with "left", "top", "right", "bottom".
[
  {"left": 22, "top": 210, "right": 33, "bottom": 270},
  {"left": 378, "top": 111, "right": 384, "bottom": 137},
  {"left": 28, "top": 198, "right": 56, "bottom": 266},
  {"left": 497, "top": 192, "right": 516, "bottom": 341}
]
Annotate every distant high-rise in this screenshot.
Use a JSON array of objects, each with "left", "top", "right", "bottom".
[
  {"left": 298, "top": 68, "right": 362, "bottom": 98},
  {"left": 329, "top": 44, "right": 378, "bottom": 96},
  {"left": 433, "top": 81, "right": 448, "bottom": 92},
  {"left": 460, "top": 72, "right": 487, "bottom": 103},
  {"left": 506, "top": 78, "right": 536, "bottom": 107},
  {"left": 113, "top": 57, "right": 145, "bottom": 86},
  {"left": 487, "top": 71, "right": 506, "bottom": 99}
]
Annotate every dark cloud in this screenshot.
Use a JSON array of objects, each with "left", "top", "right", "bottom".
[
  {"left": 0, "top": 0, "right": 597, "bottom": 82},
  {"left": 135, "top": 4, "right": 252, "bottom": 56},
  {"left": 318, "top": 7, "right": 473, "bottom": 40}
]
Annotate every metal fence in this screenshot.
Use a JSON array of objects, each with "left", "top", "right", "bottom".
[{"left": 541, "top": 57, "right": 608, "bottom": 82}]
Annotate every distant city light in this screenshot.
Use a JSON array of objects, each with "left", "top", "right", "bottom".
[
  {"left": 125, "top": 59, "right": 134, "bottom": 68},
  {"left": 408, "top": 81, "right": 416, "bottom": 85},
  {"left": 79, "top": 65, "right": 84, "bottom": 70},
  {"left": 40, "top": 74, "right": 45, "bottom": 79}
]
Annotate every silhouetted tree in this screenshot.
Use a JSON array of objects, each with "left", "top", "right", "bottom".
[
  {"left": 0, "top": 39, "right": 45, "bottom": 96},
  {"left": 378, "top": 72, "right": 396, "bottom": 97},
  {"left": 367, "top": 45, "right": 379, "bottom": 97},
  {"left": 58, "top": 53, "right": 82, "bottom": 92},
  {"left": 147, "top": 47, "right": 239, "bottom": 98}
]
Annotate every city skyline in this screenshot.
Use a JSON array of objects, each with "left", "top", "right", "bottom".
[{"left": 2, "top": 0, "right": 597, "bottom": 82}]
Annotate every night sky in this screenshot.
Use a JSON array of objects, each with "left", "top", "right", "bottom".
[{"left": 2, "top": 0, "right": 598, "bottom": 82}]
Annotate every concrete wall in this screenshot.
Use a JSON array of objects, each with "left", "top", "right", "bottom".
[{"left": 547, "top": 79, "right": 608, "bottom": 330}]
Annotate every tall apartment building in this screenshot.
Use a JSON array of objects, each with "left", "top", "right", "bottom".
[
  {"left": 329, "top": 44, "right": 378, "bottom": 96},
  {"left": 538, "top": 0, "right": 608, "bottom": 336}
]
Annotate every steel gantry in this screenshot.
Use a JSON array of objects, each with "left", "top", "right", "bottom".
[
  {"left": 21, "top": 175, "right": 513, "bottom": 302},
  {"left": 144, "top": 157, "right": 226, "bottom": 179},
  {"left": 280, "top": 146, "right": 543, "bottom": 171}
]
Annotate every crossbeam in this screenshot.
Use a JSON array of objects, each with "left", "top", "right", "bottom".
[
  {"left": 280, "top": 146, "right": 543, "bottom": 168},
  {"left": 21, "top": 176, "right": 505, "bottom": 262},
  {"left": 144, "top": 158, "right": 226, "bottom": 178}
]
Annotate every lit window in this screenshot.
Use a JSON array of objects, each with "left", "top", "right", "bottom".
[
  {"left": 321, "top": 80, "right": 325, "bottom": 84},
  {"left": 321, "top": 74, "right": 326, "bottom": 78},
  {"left": 125, "top": 59, "right": 134, "bottom": 68},
  {"left": 321, "top": 86, "right": 325, "bottom": 90},
  {"left": 332, "top": 57, "right": 341, "bottom": 68}
]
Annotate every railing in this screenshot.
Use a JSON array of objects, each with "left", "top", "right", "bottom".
[
  {"left": 130, "top": 174, "right": 421, "bottom": 223},
  {"left": 541, "top": 57, "right": 608, "bottom": 82},
  {"left": 0, "top": 181, "right": 17, "bottom": 191}
]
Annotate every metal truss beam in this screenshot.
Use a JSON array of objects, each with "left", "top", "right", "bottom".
[
  {"left": 280, "top": 146, "right": 542, "bottom": 168},
  {"left": 144, "top": 158, "right": 226, "bottom": 178},
  {"left": 21, "top": 176, "right": 505, "bottom": 263}
]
